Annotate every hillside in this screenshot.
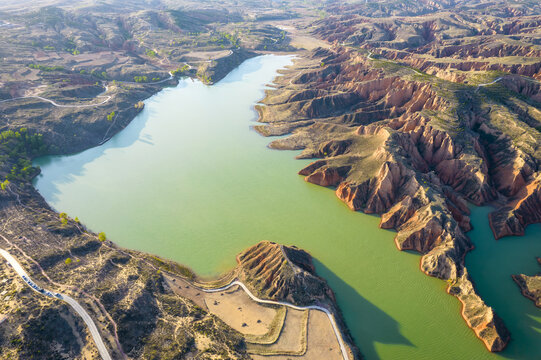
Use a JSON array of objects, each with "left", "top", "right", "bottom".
[{"left": 255, "top": 0, "right": 541, "bottom": 351}]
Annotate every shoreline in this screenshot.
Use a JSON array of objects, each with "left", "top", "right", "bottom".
[
  {"left": 21, "top": 51, "right": 360, "bottom": 358},
  {"left": 254, "top": 46, "right": 517, "bottom": 353}
]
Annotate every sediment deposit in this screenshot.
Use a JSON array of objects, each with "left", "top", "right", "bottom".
[{"left": 257, "top": 37, "right": 540, "bottom": 350}]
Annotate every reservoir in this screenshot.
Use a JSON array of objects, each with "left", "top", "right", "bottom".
[{"left": 34, "top": 55, "right": 541, "bottom": 359}]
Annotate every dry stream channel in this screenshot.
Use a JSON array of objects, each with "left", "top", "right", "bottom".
[{"left": 33, "top": 55, "right": 541, "bottom": 360}]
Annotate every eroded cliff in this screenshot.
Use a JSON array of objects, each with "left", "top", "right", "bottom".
[
  {"left": 232, "top": 240, "right": 360, "bottom": 359},
  {"left": 512, "top": 258, "right": 541, "bottom": 308},
  {"left": 256, "top": 42, "right": 540, "bottom": 351}
]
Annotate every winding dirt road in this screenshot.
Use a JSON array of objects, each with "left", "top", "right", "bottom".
[
  {"left": 0, "top": 248, "right": 112, "bottom": 360},
  {"left": 476, "top": 77, "right": 502, "bottom": 91},
  {"left": 0, "top": 94, "right": 112, "bottom": 108},
  {"left": 0, "top": 71, "right": 175, "bottom": 109},
  {"left": 0, "top": 84, "right": 112, "bottom": 108}
]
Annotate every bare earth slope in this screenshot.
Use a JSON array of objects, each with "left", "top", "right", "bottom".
[
  {"left": 255, "top": 1, "right": 541, "bottom": 351},
  {"left": 1, "top": 0, "right": 541, "bottom": 357},
  {"left": 0, "top": 0, "right": 295, "bottom": 155},
  {"left": 0, "top": 189, "right": 357, "bottom": 359},
  {"left": 513, "top": 258, "right": 541, "bottom": 308},
  {"left": 0, "top": 1, "right": 357, "bottom": 359},
  {"left": 198, "top": 240, "right": 360, "bottom": 360},
  {"left": 0, "top": 194, "right": 248, "bottom": 359}
]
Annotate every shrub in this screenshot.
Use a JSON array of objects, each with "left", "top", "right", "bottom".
[
  {"left": 90, "top": 69, "right": 108, "bottom": 79},
  {"left": 106, "top": 111, "right": 115, "bottom": 122},
  {"left": 28, "top": 64, "right": 64, "bottom": 72},
  {"left": 171, "top": 65, "right": 190, "bottom": 76},
  {"left": 0, "top": 179, "right": 9, "bottom": 191},
  {"left": 133, "top": 76, "right": 148, "bottom": 83}
]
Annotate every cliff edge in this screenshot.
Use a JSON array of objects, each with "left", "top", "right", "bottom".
[
  {"left": 234, "top": 240, "right": 361, "bottom": 359},
  {"left": 512, "top": 258, "right": 541, "bottom": 308}
]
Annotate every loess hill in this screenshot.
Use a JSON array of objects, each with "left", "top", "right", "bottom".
[
  {"left": 256, "top": 0, "right": 541, "bottom": 352},
  {"left": 0, "top": 195, "right": 358, "bottom": 359}
]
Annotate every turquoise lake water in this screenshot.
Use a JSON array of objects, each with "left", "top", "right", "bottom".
[{"left": 34, "top": 55, "right": 541, "bottom": 359}]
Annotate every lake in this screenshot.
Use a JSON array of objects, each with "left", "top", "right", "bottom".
[{"left": 34, "top": 54, "right": 541, "bottom": 359}]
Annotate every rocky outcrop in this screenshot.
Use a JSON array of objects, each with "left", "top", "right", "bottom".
[
  {"left": 233, "top": 241, "right": 361, "bottom": 359},
  {"left": 235, "top": 241, "right": 335, "bottom": 307},
  {"left": 380, "top": 50, "right": 541, "bottom": 81},
  {"left": 489, "top": 175, "right": 541, "bottom": 239},
  {"left": 449, "top": 271, "right": 510, "bottom": 352},
  {"left": 254, "top": 44, "right": 541, "bottom": 351},
  {"left": 512, "top": 258, "right": 541, "bottom": 308},
  {"left": 501, "top": 76, "right": 541, "bottom": 103},
  {"left": 294, "top": 120, "right": 510, "bottom": 351},
  {"left": 312, "top": 10, "right": 541, "bottom": 81},
  {"left": 196, "top": 49, "right": 257, "bottom": 84},
  {"left": 304, "top": 166, "right": 348, "bottom": 186}
]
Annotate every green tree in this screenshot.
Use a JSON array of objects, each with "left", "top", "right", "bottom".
[
  {"left": 59, "top": 212, "right": 68, "bottom": 226},
  {"left": 98, "top": 232, "right": 106, "bottom": 242},
  {"left": 0, "top": 179, "right": 9, "bottom": 191},
  {"left": 65, "top": 258, "right": 72, "bottom": 265},
  {"left": 133, "top": 76, "right": 148, "bottom": 83}
]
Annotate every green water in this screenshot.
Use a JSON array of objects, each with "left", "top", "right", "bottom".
[{"left": 33, "top": 55, "right": 541, "bottom": 359}]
